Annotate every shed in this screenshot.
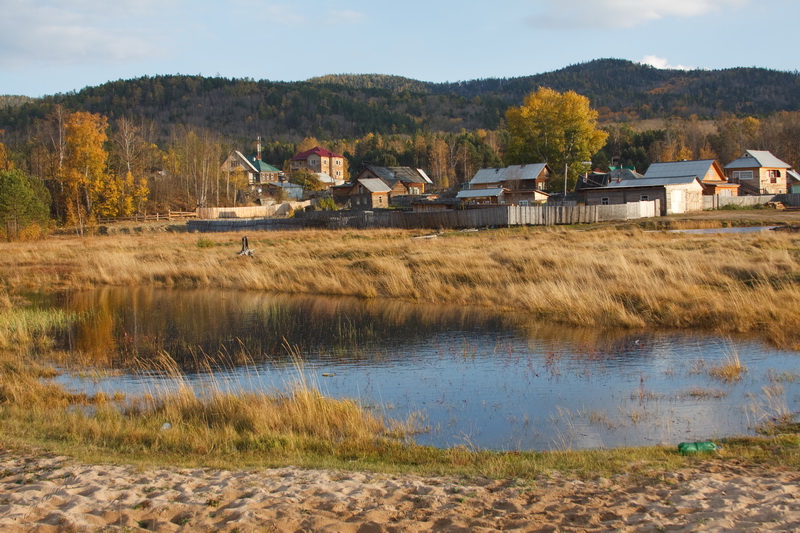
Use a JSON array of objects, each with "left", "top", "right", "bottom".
[
  {"left": 582, "top": 176, "right": 704, "bottom": 215},
  {"left": 456, "top": 187, "right": 506, "bottom": 205},
  {"left": 645, "top": 159, "right": 738, "bottom": 197}
]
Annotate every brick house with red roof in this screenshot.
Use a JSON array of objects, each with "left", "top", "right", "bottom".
[{"left": 289, "top": 146, "right": 346, "bottom": 183}]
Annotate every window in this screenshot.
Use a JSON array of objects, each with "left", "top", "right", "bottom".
[
  {"left": 640, "top": 195, "right": 649, "bottom": 202},
  {"left": 767, "top": 170, "right": 779, "bottom": 184},
  {"left": 601, "top": 197, "right": 609, "bottom": 205},
  {"left": 733, "top": 170, "right": 753, "bottom": 181}
]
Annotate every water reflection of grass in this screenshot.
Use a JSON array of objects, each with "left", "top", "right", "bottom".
[
  {"left": 2, "top": 294, "right": 800, "bottom": 479},
  {"left": 4, "top": 227, "right": 800, "bottom": 347}
]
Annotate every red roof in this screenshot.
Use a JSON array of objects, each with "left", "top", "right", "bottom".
[{"left": 290, "top": 146, "right": 343, "bottom": 161}]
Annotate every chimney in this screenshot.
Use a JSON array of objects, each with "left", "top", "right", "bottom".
[{"left": 256, "top": 136, "right": 262, "bottom": 160}]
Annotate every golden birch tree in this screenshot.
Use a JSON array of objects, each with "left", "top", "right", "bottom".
[{"left": 505, "top": 88, "right": 607, "bottom": 194}]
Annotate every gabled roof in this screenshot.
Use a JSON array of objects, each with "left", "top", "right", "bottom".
[
  {"left": 725, "top": 150, "right": 791, "bottom": 170},
  {"left": 600, "top": 176, "right": 702, "bottom": 189},
  {"left": 456, "top": 187, "right": 505, "bottom": 199},
  {"left": 251, "top": 158, "right": 281, "bottom": 173},
  {"left": 233, "top": 151, "right": 259, "bottom": 173},
  {"left": 291, "top": 146, "right": 344, "bottom": 161},
  {"left": 470, "top": 164, "right": 548, "bottom": 186},
  {"left": 787, "top": 169, "right": 800, "bottom": 184},
  {"left": 363, "top": 165, "right": 434, "bottom": 185},
  {"left": 355, "top": 178, "right": 392, "bottom": 193},
  {"left": 644, "top": 160, "right": 721, "bottom": 180}
]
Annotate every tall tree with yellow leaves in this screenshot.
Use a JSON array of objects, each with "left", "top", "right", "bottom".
[
  {"left": 63, "top": 111, "right": 108, "bottom": 232},
  {"left": 505, "top": 87, "right": 607, "bottom": 194}
]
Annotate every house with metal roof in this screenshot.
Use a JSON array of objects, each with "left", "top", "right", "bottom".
[
  {"left": 644, "top": 159, "right": 738, "bottom": 197},
  {"left": 347, "top": 178, "right": 392, "bottom": 210},
  {"left": 466, "top": 164, "right": 551, "bottom": 205},
  {"left": 221, "top": 150, "right": 282, "bottom": 186},
  {"left": 582, "top": 175, "right": 704, "bottom": 215},
  {"left": 724, "top": 150, "right": 792, "bottom": 195},
  {"left": 289, "top": 146, "right": 346, "bottom": 183},
  {"left": 354, "top": 165, "right": 433, "bottom": 196}
]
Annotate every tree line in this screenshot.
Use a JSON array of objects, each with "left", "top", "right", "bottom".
[{"left": 1, "top": 89, "right": 799, "bottom": 240}]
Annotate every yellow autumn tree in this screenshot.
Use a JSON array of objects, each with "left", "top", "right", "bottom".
[
  {"left": 505, "top": 87, "right": 608, "bottom": 194},
  {"left": 63, "top": 111, "right": 109, "bottom": 231},
  {"left": 0, "top": 139, "right": 12, "bottom": 171}
]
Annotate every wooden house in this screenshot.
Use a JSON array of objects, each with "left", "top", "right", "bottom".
[
  {"left": 354, "top": 165, "right": 433, "bottom": 196},
  {"left": 347, "top": 178, "right": 392, "bottom": 209},
  {"left": 582, "top": 176, "right": 704, "bottom": 215},
  {"left": 724, "top": 150, "right": 791, "bottom": 195},
  {"left": 466, "top": 164, "right": 551, "bottom": 205},
  {"left": 644, "top": 159, "right": 738, "bottom": 197},
  {"left": 221, "top": 150, "right": 281, "bottom": 186},
  {"left": 575, "top": 168, "right": 643, "bottom": 200}
]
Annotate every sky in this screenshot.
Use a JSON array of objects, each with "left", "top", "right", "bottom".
[{"left": 1, "top": 0, "right": 798, "bottom": 97}]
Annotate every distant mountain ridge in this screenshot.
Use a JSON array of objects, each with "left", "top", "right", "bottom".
[{"left": 2, "top": 59, "right": 799, "bottom": 142}]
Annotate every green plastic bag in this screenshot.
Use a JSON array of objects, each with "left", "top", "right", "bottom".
[{"left": 678, "top": 441, "right": 717, "bottom": 455}]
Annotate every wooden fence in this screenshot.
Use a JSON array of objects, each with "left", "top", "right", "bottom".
[
  {"left": 196, "top": 202, "right": 309, "bottom": 219},
  {"left": 294, "top": 201, "right": 661, "bottom": 230},
  {"left": 98, "top": 211, "right": 196, "bottom": 223}
]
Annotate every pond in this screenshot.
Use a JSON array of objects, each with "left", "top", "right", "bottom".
[{"left": 41, "top": 288, "right": 800, "bottom": 451}]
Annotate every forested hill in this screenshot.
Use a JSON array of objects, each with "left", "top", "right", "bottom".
[{"left": 2, "top": 59, "right": 799, "bottom": 142}]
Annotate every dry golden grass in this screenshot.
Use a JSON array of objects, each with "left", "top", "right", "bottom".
[
  {"left": 2, "top": 225, "right": 800, "bottom": 344},
  {"left": 708, "top": 351, "right": 748, "bottom": 383}
]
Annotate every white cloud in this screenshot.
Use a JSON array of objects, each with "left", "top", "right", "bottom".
[
  {"left": 239, "top": 1, "right": 366, "bottom": 28},
  {"left": 639, "top": 55, "right": 694, "bottom": 70},
  {"left": 329, "top": 10, "right": 367, "bottom": 25},
  {"left": 528, "top": 0, "right": 749, "bottom": 29},
  {"left": 0, "top": 0, "right": 169, "bottom": 68}
]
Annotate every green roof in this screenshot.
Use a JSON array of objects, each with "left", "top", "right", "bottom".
[{"left": 249, "top": 157, "right": 280, "bottom": 172}]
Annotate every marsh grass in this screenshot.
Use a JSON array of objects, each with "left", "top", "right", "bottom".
[
  {"left": 708, "top": 351, "right": 748, "bottom": 383},
  {"left": 1, "top": 227, "right": 800, "bottom": 345}
]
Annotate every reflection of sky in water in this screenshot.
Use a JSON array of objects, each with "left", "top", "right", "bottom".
[
  {"left": 666, "top": 226, "right": 779, "bottom": 234},
  {"left": 47, "top": 288, "right": 800, "bottom": 451}
]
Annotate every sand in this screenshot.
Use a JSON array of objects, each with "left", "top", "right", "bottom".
[{"left": 0, "top": 450, "right": 798, "bottom": 532}]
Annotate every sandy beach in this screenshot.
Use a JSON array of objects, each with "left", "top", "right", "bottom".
[{"left": 0, "top": 450, "right": 798, "bottom": 532}]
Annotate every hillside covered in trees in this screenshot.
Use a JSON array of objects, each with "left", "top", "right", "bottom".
[
  {"left": 2, "top": 59, "right": 800, "bottom": 143},
  {"left": 2, "top": 58, "right": 800, "bottom": 237}
]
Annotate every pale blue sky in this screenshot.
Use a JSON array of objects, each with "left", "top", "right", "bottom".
[{"left": 1, "top": 0, "right": 797, "bottom": 97}]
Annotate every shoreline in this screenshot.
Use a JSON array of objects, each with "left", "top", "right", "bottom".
[{"left": 1, "top": 449, "right": 798, "bottom": 532}]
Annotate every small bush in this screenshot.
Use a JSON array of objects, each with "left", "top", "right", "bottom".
[{"left": 196, "top": 236, "right": 215, "bottom": 248}]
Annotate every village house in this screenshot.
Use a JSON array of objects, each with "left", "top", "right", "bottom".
[
  {"left": 724, "top": 150, "right": 791, "bottom": 195},
  {"left": 340, "top": 178, "right": 392, "bottom": 210},
  {"left": 289, "top": 146, "right": 346, "bottom": 183},
  {"left": 353, "top": 165, "right": 433, "bottom": 196},
  {"left": 459, "top": 164, "right": 551, "bottom": 205},
  {"left": 220, "top": 150, "right": 281, "bottom": 186},
  {"left": 575, "top": 168, "right": 644, "bottom": 199},
  {"left": 582, "top": 175, "right": 704, "bottom": 215},
  {"left": 644, "top": 159, "right": 739, "bottom": 196}
]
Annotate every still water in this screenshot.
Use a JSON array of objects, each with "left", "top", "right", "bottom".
[{"left": 43, "top": 288, "right": 800, "bottom": 451}]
